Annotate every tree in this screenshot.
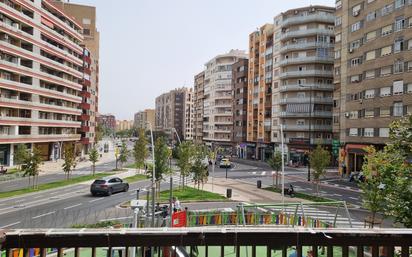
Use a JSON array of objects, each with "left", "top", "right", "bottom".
[
  {"left": 14, "top": 144, "right": 29, "bottom": 170},
  {"left": 118, "top": 142, "right": 129, "bottom": 169},
  {"left": 150, "top": 137, "right": 170, "bottom": 182},
  {"left": 309, "top": 145, "right": 330, "bottom": 195},
  {"left": 267, "top": 151, "right": 282, "bottom": 189},
  {"left": 133, "top": 129, "right": 148, "bottom": 170},
  {"left": 176, "top": 141, "right": 194, "bottom": 188},
  {"left": 95, "top": 124, "right": 103, "bottom": 142},
  {"left": 191, "top": 145, "right": 209, "bottom": 190},
  {"left": 88, "top": 146, "right": 99, "bottom": 175},
  {"left": 21, "top": 147, "right": 42, "bottom": 189},
  {"left": 62, "top": 144, "right": 77, "bottom": 180}
]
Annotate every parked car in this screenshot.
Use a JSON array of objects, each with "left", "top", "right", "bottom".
[
  {"left": 219, "top": 158, "right": 232, "bottom": 168},
  {"left": 90, "top": 177, "right": 129, "bottom": 196}
]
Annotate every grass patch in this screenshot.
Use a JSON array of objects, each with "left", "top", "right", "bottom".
[
  {"left": 0, "top": 172, "right": 113, "bottom": 199},
  {"left": 264, "top": 187, "right": 335, "bottom": 202},
  {"left": 5, "top": 168, "right": 20, "bottom": 174},
  {"left": 112, "top": 168, "right": 127, "bottom": 172},
  {"left": 72, "top": 220, "right": 122, "bottom": 228},
  {"left": 159, "top": 186, "right": 227, "bottom": 202},
  {"left": 123, "top": 174, "right": 148, "bottom": 183}
]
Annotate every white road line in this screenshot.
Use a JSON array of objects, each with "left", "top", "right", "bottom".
[
  {"left": 0, "top": 221, "right": 21, "bottom": 228},
  {"left": 261, "top": 171, "right": 266, "bottom": 176},
  {"left": 89, "top": 198, "right": 104, "bottom": 203},
  {"left": 100, "top": 216, "right": 132, "bottom": 222},
  {"left": 63, "top": 203, "right": 82, "bottom": 210},
  {"left": 32, "top": 211, "right": 55, "bottom": 219},
  {"left": 349, "top": 196, "right": 359, "bottom": 200}
]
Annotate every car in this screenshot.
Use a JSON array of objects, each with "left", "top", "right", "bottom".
[
  {"left": 90, "top": 177, "right": 129, "bottom": 196},
  {"left": 219, "top": 158, "right": 232, "bottom": 168}
]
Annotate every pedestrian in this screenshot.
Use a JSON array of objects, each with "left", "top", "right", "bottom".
[
  {"left": 172, "top": 196, "right": 181, "bottom": 211},
  {"left": 341, "top": 162, "right": 347, "bottom": 177}
]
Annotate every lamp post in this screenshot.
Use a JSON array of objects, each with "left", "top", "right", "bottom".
[
  {"left": 280, "top": 124, "right": 285, "bottom": 206},
  {"left": 299, "top": 84, "right": 313, "bottom": 182},
  {"left": 146, "top": 122, "right": 155, "bottom": 228}
]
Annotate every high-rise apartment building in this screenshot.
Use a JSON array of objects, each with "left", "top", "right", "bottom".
[
  {"left": 276, "top": 6, "right": 335, "bottom": 164},
  {"left": 232, "top": 58, "right": 248, "bottom": 158},
  {"left": 334, "top": 0, "right": 412, "bottom": 173},
  {"left": 193, "top": 71, "right": 204, "bottom": 144},
  {"left": 52, "top": 1, "right": 100, "bottom": 153},
  {"left": 0, "top": 0, "right": 85, "bottom": 164},
  {"left": 183, "top": 88, "right": 193, "bottom": 140},
  {"left": 203, "top": 50, "right": 247, "bottom": 152},
  {"left": 155, "top": 87, "right": 192, "bottom": 141},
  {"left": 247, "top": 24, "right": 274, "bottom": 161},
  {"left": 134, "top": 109, "right": 155, "bottom": 130}
]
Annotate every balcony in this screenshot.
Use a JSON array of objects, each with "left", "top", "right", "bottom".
[
  {"left": 1, "top": 228, "right": 411, "bottom": 257},
  {"left": 0, "top": 97, "right": 81, "bottom": 115},
  {"left": 0, "top": 133, "right": 80, "bottom": 143},
  {"left": 283, "top": 124, "right": 332, "bottom": 131},
  {"left": 280, "top": 84, "right": 334, "bottom": 92},
  {"left": 0, "top": 116, "right": 81, "bottom": 127},
  {"left": 279, "top": 56, "right": 333, "bottom": 66},
  {"left": 279, "top": 70, "right": 333, "bottom": 78},
  {"left": 280, "top": 42, "right": 333, "bottom": 53},
  {"left": 285, "top": 137, "right": 332, "bottom": 145},
  {"left": 280, "top": 28, "right": 335, "bottom": 41},
  {"left": 279, "top": 97, "right": 333, "bottom": 104},
  {"left": 281, "top": 13, "right": 335, "bottom": 27},
  {"left": 280, "top": 111, "right": 333, "bottom": 118}
]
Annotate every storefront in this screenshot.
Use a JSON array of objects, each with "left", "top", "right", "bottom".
[
  {"left": 256, "top": 143, "right": 274, "bottom": 161},
  {"left": 345, "top": 144, "right": 368, "bottom": 173},
  {"left": 235, "top": 143, "right": 247, "bottom": 159},
  {"left": 246, "top": 143, "right": 256, "bottom": 159},
  {"left": 288, "top": 138, "right": 310, "bottom": 166},
  {"left": 0, "top": 144, "right": 10, "bottom": 166}
]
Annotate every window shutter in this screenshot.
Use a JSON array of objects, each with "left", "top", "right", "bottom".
[
  {"left": 403, "top": 105, "right": 408, "bottom": 115},
  {"left": 359, "top": 128, "right": 363, "bottom": 136}
]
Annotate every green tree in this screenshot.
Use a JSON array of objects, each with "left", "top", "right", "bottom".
[
  {"left": 88, "top": 146, "right": 99, "bottom": 175},
  {"left": 95, "top": 124, "right": 103, "bottom": 142},
  {"left": 176, "top": 141, "right": 194, "bottom": 188},
  {"left": 13, "top": 144, "right": 29, "bottom": 170},
  {"left": 133, "top": 129, "right": 148, "bottom": 170},
  {"left": 150, "top": 137, "right": 170, "bottom": 182},
  {"left": 21, "top": 147, "right": 42, "bottom": 189},
  {"left": 118, "top": 142, "right": 129, "bottom": 169},
  {"left": 191, "top": 145, "right": 209, "bottom": 190},
  {"left": 267, "top": 151, "right": 282, "bottom": 189},
  {"left": 309, "top": 145, "right": 330, "bottom": 195},
  {"left": 62, "top": 144, "right": 77, "bottom": 180}
]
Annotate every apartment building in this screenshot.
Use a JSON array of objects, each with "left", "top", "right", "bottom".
[
  {"left": 232, "top": 58, "right": 248, "bottom": 159},
  {"left": 97, "top": 114, "right": 116, "bottom": 132},
  {"left": 155, "top": 87, "right": 192, "bottom": 142},
  {"left": 276, "top": 6, "right": 335, "bottom": 165},
  {"left": 334, "top": 0, "right": 412, "bottom": 172},
  {"left": 247, "top": 24, "right": 274, "bottom": 161},
  {"left": 203, "top": 50, "right": 247, "bottom": 152},
  {"left": 193, "top": 71, "right": 204, "bottom": 144},
  {"left": 116, "top": 120, "right": 133, "bottom": 132},
  {"left": 183, "top": 88, "right": 193, "bottom": 140},
  {"left": 134, "top": 109, "right": 155, "bottom": 130},
  {"left": 52, "top": 1, "right": 100, "bottom": 153},
  {"left": 0, "top": 0, "right": 85, "bottom": 164}
]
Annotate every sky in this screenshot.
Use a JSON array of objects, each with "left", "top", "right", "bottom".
[{"left": 70, "top": 0, "right": 335, "bottom": 120}]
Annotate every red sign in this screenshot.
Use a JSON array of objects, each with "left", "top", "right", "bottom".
[{"left": 171, "top": 211, "right": 187, "bottom": 227}]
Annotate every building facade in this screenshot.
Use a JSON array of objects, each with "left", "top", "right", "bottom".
[
  {"left": 247, "top": 24, "right": 274, "bottom": 161},
  {"left": 277, "top": 6, "right": 335, "bottom": 165},
  {"left": 97, "top": 114, "right": 116, "bottom": 133},
  {"left": 183, "top": 88, "right": 193, "bottom": 140},
  {"left": 116, "top": 120, "right": 133, "bottom": 132},
  {"left": 203, "top": 50, "right": 247, "bottom": 152},
  {"left": 155, "top": 87, "right": 191, "bottom": 142},
  {"left": 134, "top": 109, "right": 155, "bottom": 130},
  {"left": 0, "top": 0, "right": 85, "bottom": 164},
  {"left": 334, "top": 0, "right": 412, "bottom": 173},
  {"left": 232, "top": 58, "right": 248, "bottom": 159},
  {"left": 52, "top": 1, "right": 100, "bottom": 153},
  {"left": 193, "top": 71, "right": 204, "bottom": 144}
]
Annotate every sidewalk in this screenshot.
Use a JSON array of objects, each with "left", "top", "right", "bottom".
[{"left": 188, "top": 177, "right": 307, "bottom": 204}]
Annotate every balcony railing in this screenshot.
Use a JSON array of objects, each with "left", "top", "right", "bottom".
[
  {"left": 280, "top": 28, "right": 334, "bottom": 40},
  {"left": 283, "top": 124, "right": 332, "bottom": 131},
  {"left": 279, "top": 56, "right": 333, "bottom": 66},
  {"left": 281, "top": 13, "right": 335, "bottom": 27},
  {"left": 279, "top": 70, "right": 333, "bottom": 78},
  {"left": 280, "top": 84, "right": 334, "bottom": 92},
  {"left": 279, "top": 97, "right": 333, "bottom": 104},
  {"left": 280, "top": 111, "right": 332, "bottom": 118},
  {"left": 0, "top": 134, "right": 81, "bottom": 142},
  {"left": 0, "top": 97, "right": 81, "bottom": 115},
  {"left": 280, "top": 42, "right": 333, "bottom": 53},
  {"left": 0, "top": 116, "right": 81, "bottom": 127},
  {"left": 1, "top": 228, "right": 411, "bottom": 257}
]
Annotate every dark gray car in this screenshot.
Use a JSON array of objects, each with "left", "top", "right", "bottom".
[{"left": 90, "top": 177, "right": 129, "bottom": 196}]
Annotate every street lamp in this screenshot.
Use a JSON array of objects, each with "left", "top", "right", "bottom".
[
  {"left": 280, "top": 124, "right": 285, "bottom": 206},
  {"left": 145, "top": 122, "right": 156, "bottom": 228},
  {"left": 299, "top": 84, "right": 313, "bottom": 182}
]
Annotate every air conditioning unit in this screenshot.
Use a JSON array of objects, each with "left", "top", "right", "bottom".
[{"left": 353, "top": 11, "right": 360, "bottom": 16}]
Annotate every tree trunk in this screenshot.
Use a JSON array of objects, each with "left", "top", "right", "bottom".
[
  {"left": 371, "top": 211, "right": 376, "bottom": 228},
  {"left": 276, "top": 170, "right": 279, "bottom": 189},
  {"left": 28, "top": 176, "right": 31, "bottom": 189},
  {"left": 92, "top": 164, "right": 95, "bottom": 175}
]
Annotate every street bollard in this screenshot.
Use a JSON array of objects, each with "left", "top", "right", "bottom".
[
  {"left": 136, "top": 189, "right": 140, "bottom": 200},
  {"left": 257, "top": 180, "right": 262, "bottom": 189},
  {"left": 226, "top": 188, "right": 232, "bottom": 198}
]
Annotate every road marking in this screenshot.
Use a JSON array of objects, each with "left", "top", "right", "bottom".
[
  {"left": 261, "top": 171, "right": 266, "bottom": 176},
  {"left": 63, "top": 203, "right": 82, "bottom": 210},
  {"left": 100, "top": 216, "right": 132, "bottom": 222},
  {"left": 333, "top": 194, "right": 342, "bottom": 197},
  {"left": 89, "top": 198, "right": 104, "bottom": 203},
  {"left": 32, "top": 211, "right": 55, "bottom": 219},
  {"left": 349, "top": 196, "right": 359, "bottom": 200},
  {"left": 0, "top": 221, "right": 21, "bottom": 228},
  {"left": 252, "top": 172, "right": 256, "bottom": 175}
]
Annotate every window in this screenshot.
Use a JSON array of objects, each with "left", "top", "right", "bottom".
[
  {"left": 408, "top": 39, "right": 412, "bottom": 50},
  {"left": 366, "top": 50, "right": 376, "bottom": 61},
  {"left": 296, "top": 120, "right": 305, "bottom": 126},
  {"left": 335, "top": 17, "right": 342, "bottom": 26},
  {"left": 381, "top": 4, "right": 394, "bottom": 15},
  {"left": 394, "top": 60, "right": 404, "bottom": 73},
  {"left": 381, "top": 25, "right": 393, "bottom": 36},
  {"left": 335, "top": 67, "right": 341, "bottom": 76},
  {"left": 393, "top": 102, "right": 403, "bottom": 116},
  {"left": 336, "top": 0, "right": 342, "bottom": 9},
  {"left": 334, "top": 50, "right": 341, "bottom": 59},
  {"left": 365, "top": 70, "right": 375, "bottom": 79},
  {"left": 395, "top": 0, "right": 405, "bottom": 9},
  {"left": 364, "top": 128, "right": 374, "bottom": 137},
  {"left": 395, "top": 17, "right": 406, "bottom": 31},
  {"left": 381, "top": 66, "right": 392, "bottom": 76},
  {"left": 366, "top": 11, "right": 377, "bottom": 22},
  {"left": 381, "top": 108, "right": 390, "bottom": 116},
  {"left": 351, "top": 75, "right": 361, "bottom": 83},
  {"left": 352, "top": 4, "right": 362, "bottom": 16},
  {"left": 351, "top": 21, "right": 361, "bottom": 32},
  {"left": 365, "top": 110, "right": 374, "bottom": 118},
  {"left": 393, "top": 80, "right": 404, "bottom": 95},
  {"left": 380, "top": 87, "right": 391, "bottom": 97},
  {"left": 349, "top": 111, "right": 358, "bottom": 119},
  {"left": 408, "top": 62, "right": 412, "bottom": 71},
  {"left": 350, "top": 39, "right": 362, "bottom": 50},
  {"left": 83, "top": 29, "right": 90, "bottom": 35},
  {"left": 349, "top": 128, "right": 358, "bottom": 136},
  {"left": 366, "top": 31, "right": 377, "bottom": 41},
  {"left": 82, "top": 18, "right": 91, "bottom": 25},
  {"left": 379, "top": 128, "right": 389, "bottom": 137},
  {"left": 351, "top": 57, "right": 362, "bottom": 66},
  {"left": 394, "top": 39, "right": 404, "bottom": 52},
  {"left": 336, "top": 33, "right": 341, "bottom": 42},
  {"left": 381, "top": 46, "right": 392, "bottom": 56},
  {"left": 408, "top": 84, "right": 412, "bottom": 93},
  {"left": 365, "top": 89, "right": 375, "bottom": 98}
]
